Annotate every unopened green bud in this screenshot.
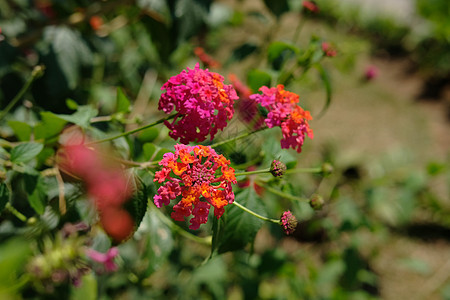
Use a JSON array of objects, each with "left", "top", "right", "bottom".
[
  {"left": 309, "top": 194, "right": 324, "bottom": 210},
  {"left": 321, "top": 163, "right": 333, "bottom": 176}
]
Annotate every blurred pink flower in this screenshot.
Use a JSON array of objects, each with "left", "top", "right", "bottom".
[
  {"left": 364, "top": 65, "right": 378, "bottom": 80},
  {"left": 302, "top": 1, "right": 319, "bottom": 13},
  {"left": 86, "top": 247, "right": 119, "bottom": 272},
  {"left": 322, "top": 42, "right": 337, "bottom": 57}
]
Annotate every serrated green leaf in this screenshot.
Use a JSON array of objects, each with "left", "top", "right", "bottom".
[
  {"left": 116, "top": 87, "right": 131, "bottom": 113},
  {"left": 212, "top": 188, "right": 266, "bottom": 254},
  {"left": 0, "top": 183, "right": 10, "bottom": 213},
  {"left": 8, "top": 121, "right": 32, "bottom": 141},
  {"left": 10, "top": 142, "right": 44, "bottom": 163},
  {"left": 125, "top": 180, "right": 149, "bottom": 230},
  {"left": 247, "top": 69, "right": 272, "bottom": 92}
]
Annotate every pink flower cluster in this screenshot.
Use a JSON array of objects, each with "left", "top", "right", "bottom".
[
  {"left": 250, "top": 85, "right": 314, "bottom": 153},
  {"left": 57, "top": 134, "right": 135, "bottom": 243},
  {"left": 153, "top": 144, "right": 237, "bottom": 230},
  {"left": 159, "top": 63, "right": 238, "bottom": 144}
]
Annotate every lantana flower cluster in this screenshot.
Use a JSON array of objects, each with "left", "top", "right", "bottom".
[
  {"left": 153, "top": 144, "right": 237, "bottom": 230},
  {"left": 159, "top": 63, "right": 238, "bottom": 144},
  {"left": 250, "top": 84, "right": 314, "bottom": 153}
]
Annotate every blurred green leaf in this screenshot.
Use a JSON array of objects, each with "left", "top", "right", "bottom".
[
  {"left": 116, "top": 87, "right": 131, "bottom": 113},
  {"left": 8, "top": 121, "right": 32, "bottom": 141},
  {"left": 137, "top": 128, "right": 160, "bottom": 143},
  {"left": 70, "top": 272, "right": 97, "bottom": 300},
  {"left": 267, "top": 41, "right": 298, "bottom": 70},
  {"left": 141, "top": 209, "right": 174, "bottom": 276},
  {"left": 54, "top": 105, "right": 98, "bottom": 128},
  {"left": 0, "top": 237, "right": 32, "bottom": 286},
  {"left": 66, "top": 99, "right": 78, "bottom": 110},
  {"left": 247, "top": 69, "right": 272, "bottom": 92},
  {"left": 10, "top": 142, "right": 43, "bottom": 163},
  {"left": 263, "top": 0, "right": 289, "bottom": 18},
  {"left": 0, "top": 182, "right": 10, "bottom": 213},
  {"left": 26, "top": 175, "right": 47, "bottom": 215},
  {"left": 212, "top": 188, "right": 266, "bottom": 254},
  {"left": 399, "top": 258, "right": 431, "bottom": 275},
  {"left": 229, "top": 43, "right": 259, "bottom": 63},
  {"left": 34, "top": 112, "right": 68, "bottom": 140}
]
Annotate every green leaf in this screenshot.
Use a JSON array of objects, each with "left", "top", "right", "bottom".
[
  {"left": 315, "top": 64, "right": 332, "bottom": 118},
  {"left": 55, "top": 105, "right": 98, "bottom": 128},
  {"left": 228, "top": 43, "right": 259, "bottom": 63},
  {"left": 212, "top": 188, "right": 266, "bottom": 254},
  {"left": 263, "top": 0, "right": 289, "bottom": 18},
  {"left": 0, "top": 183, "right": 10, "bottom": 213},
  {"left": 137, "top": 127, "right": 160, "bottom": 143},
  {"left": 267, "top": 41, "right": 298, "bottom": 70},
  {"left": 142, "top": 143, "right": 157, "bottom": 161},
  {"left": 66, "top": 99, "right": 79, "bottom": 110},
  {"left": 141, "top": 209, "right": 174, "bottom": 276},
  {"left": 125, "top": 179, "right": 149, "bottom": 231},
  {"left": 45, "top": 26, "right": 93, "bottom": 89},
  {"left": 10, "top": 142, "right": 44, "bottom": 163},
  {"left": 70, "top": 272, "right": 97, "bottom": 300},
  {"left": 8, "top": 121, "right": 32, "bottom": 141},
  {"left": 247, "top": 69, "right": 272, "bottom": 92},
  {"left": 26, "top": 175, "right": 47, "bottom": 215},
  {"left": 116, "top": 87, "right": 131, "bottom": 113},
  {"left": 34, "top": 112, "right": 68, "bottom": 140},
  {"left": 0, "top": 238, "right": 32, "bottom": 286}
]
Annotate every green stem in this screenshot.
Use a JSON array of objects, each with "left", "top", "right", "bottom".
[
  {"left": 232, "top": 201, "right": 280, "bottom": 224},
  {"left": 86, "top": 113, "right": 178, "bottom": 145},
  {"left": 0, "top": 65, "right": 45, "bottom": 121},
  {"left": 210, "top": 126, "right": 268, "bottom": 148},
  {"left": 150, "top": 204, "right": 212, "bottom": 245},
  {"left": 234, "top": 168, "right": 270, "bottom": 177},
  {"left": 263, "top": 184, "right": 309, "bottom": 203},
  {"left": 285, "top": 167, "right": 322, "bottom": 174},
  {"left": 292, "top": 17, "right": 306, "bottom": 45},
  {"left": 5, "top": 203, "right": 27, "bottom": 222}
]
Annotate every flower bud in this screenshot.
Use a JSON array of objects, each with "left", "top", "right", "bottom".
[
  {"left": 270, "top": 160, "right": 287, "bottom": 177},
  {"left": 309, "top": 194, "right": 324, "bottom": 210},
  {"left": 280, "top": 211, "right": 298, "bottom": 235},
  {"left": 321, "top": 163, "right": 333, "bottom": 176}
]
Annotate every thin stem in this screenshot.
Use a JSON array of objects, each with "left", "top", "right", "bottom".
[
  {"left": 210, "top": 126, "right": 268, "bottom": 148},
  {"left": 292, "top": 17, "right": 306, "bottom": 44},
  {"left": 263, "top": 184, "right": 309, "bottom": 203},
  {"left": 150, "top": 204, "right": 212, "bottom": 245},
  {"left": 232, "top": 201, "right": 280, "bottom": 224},
  {"left": 234, "top": 168, "right": 270, "bottom": 177},
  {"left": 285, "top": 167, "right": 322, "bottom": 174},
  {"left": 0, "top": 65, "right": 45, "bottom": 121},
  {"left": 5, "top": 203, "right": 27, "bottom": 222},
  {"left": 86, "top": 113, "right": 178, "bottom": 145}
]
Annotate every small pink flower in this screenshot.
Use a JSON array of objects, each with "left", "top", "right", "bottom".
[
  {"left": 159, "top": 63, "right": 238, "bottom": 144},
  {"left": 86, "top": 247, "right": 119, "bottom": 272},
  {"left": 281, "top": 211, "right": 298, "bottom": 235}
]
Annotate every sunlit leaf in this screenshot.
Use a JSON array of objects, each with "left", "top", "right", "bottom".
[
  {"left": 8, "top": 121, "right": 32, "bottom": 141},
  {"left": 10, "top": 142, "right": 44, "bottom": 163},
  {"left": 116, "top": 87, "right": 131, "bottom": 113}
]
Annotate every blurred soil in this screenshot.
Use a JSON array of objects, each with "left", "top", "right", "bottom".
[{"left": 220, "top": 1, "right": 450, "bottom": 299}]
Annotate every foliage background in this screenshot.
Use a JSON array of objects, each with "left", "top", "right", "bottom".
[{"left": 0, "top": 0, "right": 449, "bottom": 299}]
